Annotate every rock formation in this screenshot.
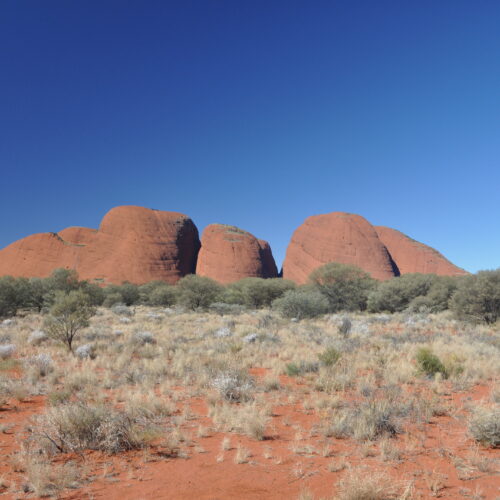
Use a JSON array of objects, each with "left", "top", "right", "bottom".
[
  {"left": 0, "top": 206, "right": 467, "bottom": 285},
  {"left": 0, "top": 206, "right": 200, "bottom": 285},
  {"left": 282, "top": 212, "right": 398, "bottom": 284},
  {"left": 196, "top": 224, "right": 278, "bottom": 283},
  {"left": 375, "top": 226, "right": 468, "bottom": 276}
]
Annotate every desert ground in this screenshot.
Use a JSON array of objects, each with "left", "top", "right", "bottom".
[{"left": 0, "top": 307, "right": 498, "bottom": 499}]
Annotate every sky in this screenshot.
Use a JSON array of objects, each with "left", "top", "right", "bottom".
[{"left": 1, "top": 1, "right": 499, "bottom": 273}]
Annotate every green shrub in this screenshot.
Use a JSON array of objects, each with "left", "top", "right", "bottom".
[
  {"left": 78, "top": 282, "right": 105, "bottom": 306},
  {"left": 449, "top": 269, "right": 500, "bottom": 324},
  {"left": 139, "top": 281, "right": 177, "bottom": 306},
  {"left": 102, "top": 291, "right": 124, "bottom": 307},
  {"left": 285, "top": 361, "right": 319, "bottom": 377},
  {"left": 149, "top": 283, "right": 176, "bottom": 306},
  {"left": 318, "top": 347, "right": 341, "bottom": 367},
  {"left": 0, "top": 276, "right": 18, "bottom": 317},
  {"left": 222, "top": 278, "right": 295, "bottom": 308},
  {"left": 45, "top": 268, "right": 81, "bottom": 294},
  {"left": 42, "top": 269, "right": 105, "bottom": 308},
  {"left": 103, "top": 282, "right": 140, "bottom": 306},
  {"left": 424, "top": 276, "right": 460, "bottom": 311},
  {"left": 367, "top": 273, "right": 439, "bottom": 313},
  {"left": 27, "top": 277, "right": 50, "bottom": 312},
  {"left": 415, "top": 347, "right": 447, "bottom": 378},
  {"left": 285, "top": 363, "right": 301, "bottom": 377},
  {"left": 309, "top": 263, "right": 376, "bottom": 312},
  {"left": 176, "top": 274, "right": 223, "bottom": 310},
  {"left": 272, "top": 287, "right": 329, "bottom": 319}
]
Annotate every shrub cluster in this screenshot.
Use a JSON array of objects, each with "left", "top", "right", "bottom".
[
  {"left": 367, "top": 273, "right": 461, "bottom": 313},
  {"left": 0, "top": 269, "right": 103, "bottom": 317},
  {"left": 1, "top": 265, "right": 499, "bottom": 325}
]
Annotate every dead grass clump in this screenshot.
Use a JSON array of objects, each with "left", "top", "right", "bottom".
[
  {"left": 335, "top": 469, "right": 400, "bottom": 500},
  {"left": 124, "top": 393, "right": 175, "bottom": 420},
  {"left": 234, "top": 443, "right": 251, "bottom": 463},
  {"left": 469, "top": 405, "right": 500, "bottom": 447},
  {"left": 25, "top": 353, "right": 54, "bottom": 378},
  {"left": 324, "top": 396, "right": 408, "bottom": 441},
  {"left": 28, "top": 402, "right": 158, "bottom": 454},
  {"left": 262, "top": 374, "right": 281, "bottom": 392},
  {"left": 20, "top": 453, "right": 81, "bottom": 497},
  {"left": 210, "top": 402, "right": 269, "bottom": 440}
]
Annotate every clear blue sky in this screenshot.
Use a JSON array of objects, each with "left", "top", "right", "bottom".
[{"left": 1, "top": 1, "right": 499, "bottom": 273}]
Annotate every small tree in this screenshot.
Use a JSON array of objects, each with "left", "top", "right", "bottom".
[
  {"left": 44, "top": 290, "right": 96, "bottom": 353},
  {"left": 309, "top": 263, "right": 376, "bottom": 312},
  {"left": 176, "top": 275, "right": 222, "bottom": 310}
]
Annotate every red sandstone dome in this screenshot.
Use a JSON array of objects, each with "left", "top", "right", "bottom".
[
  {"left": 196, "top": 224, "right": 278, "bottom": 284},
  {"left": 282, "top": 212, "right": 398, "bottom": 284},
  {"left": 375, "top": 226, "right": 468, "bottom": 276},
  {"left": 0, "top": 206, "right": 467, "bottom": 286},
  {"left": 0, "top": 206, "right": 200, "bottom": 285}
]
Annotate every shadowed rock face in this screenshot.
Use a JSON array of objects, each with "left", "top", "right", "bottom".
[
  {"left": 282, "top": 212, "right": 398, "bottom": 284},
  {"left": 0, "top": 206, "right": 200, "bottom": 285},
  {"left": 375, "top": 226, "right": 468, "bottom": 276},
  {"left": 196, "top": 224, "right": 278, "bottom": 283}
]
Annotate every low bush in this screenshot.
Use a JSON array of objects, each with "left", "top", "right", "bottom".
[
  {"left": 103, "top": 282, "right": 140, "bottom": 307},
  {"left": 415, "top": 347, "right": 447, "bottom": 378},
  {"left": 176, "top": 275, "right": 223, "bottom": 310},
  {"left": 222, "top": 277, "right": 295, "bottom": 308},
  {"left": 139, "top": 281, "right": 177, "bottom": 306},
  {"left": 368, "top": 274, "right": 437, "bottom": 313},
  {"left": 272, "top": 287, "right": 329, "bottom": 319},
  {"left": 285, "top": 361, "right": 319, "bottom": 377},
  {"left": 29, "top": 402, "right": 157, "bottom": 454},
  {"left": 324, "top": 395, "right": 410, "bottom": 441},
  {"left": 469, "top": 406, "right": 500, "bottom": 447},
  {"left": 309, "top": 263, "right": 376, "bottom": 312},
  {"left": 368, "top": 274, "right": 463, "bottom": 314},
  {"left": 318, "top": 347, "right": 341, "bottom": 367}
]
